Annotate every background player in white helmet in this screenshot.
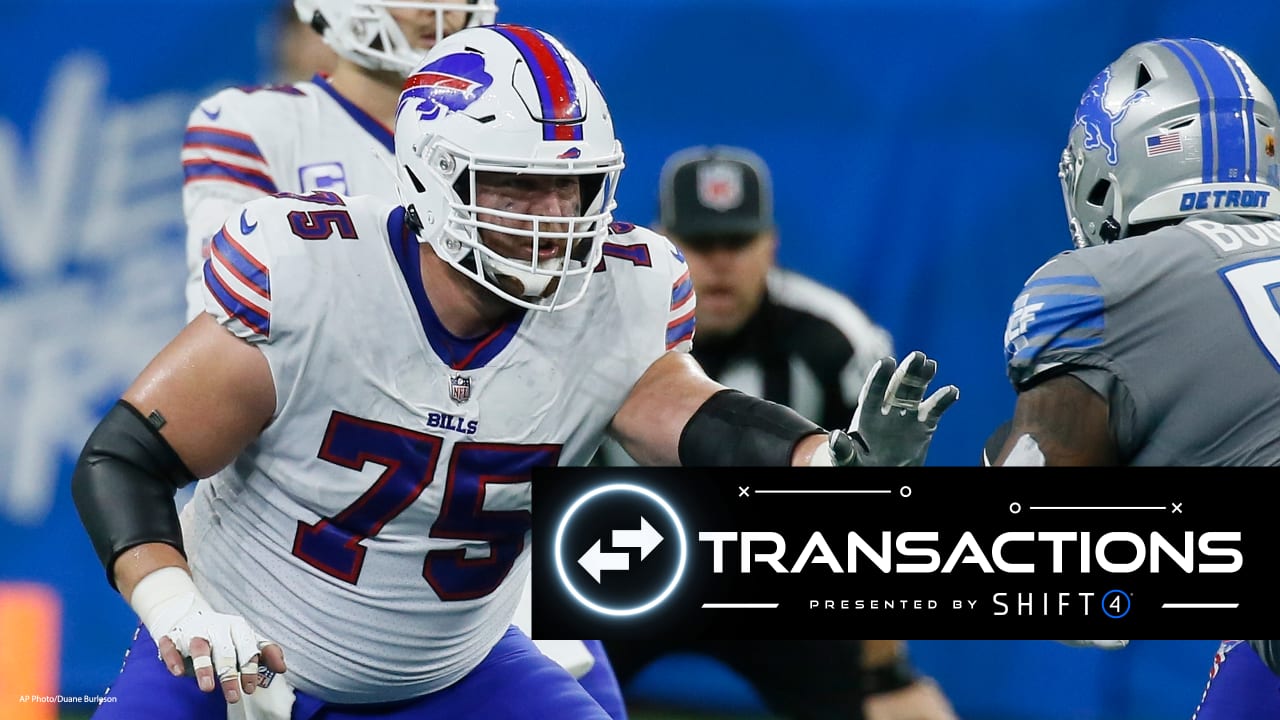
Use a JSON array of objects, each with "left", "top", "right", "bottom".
[
  {"left": 76, "top": 23, "right": 959, "bottom": 719},
  {"left": 990, "top": 37, "right": 1280, "bottom": 718},
  {"left": 181, "top": 0, "right": 496, "bottom": 320}
]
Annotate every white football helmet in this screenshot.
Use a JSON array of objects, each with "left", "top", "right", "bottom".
[
  {"left": 1060, "top": 38, "right": 1280, "bottom": 248},
  {"left": 294, "top": 0, "right": 499, "bottom": 76},
  {"left": 394, "top": 24, "right": 625, "bottom": 312}
]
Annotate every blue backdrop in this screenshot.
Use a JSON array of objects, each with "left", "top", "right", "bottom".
[{"left": 0, "top": 0, "right": 1259, "bottom": 717}]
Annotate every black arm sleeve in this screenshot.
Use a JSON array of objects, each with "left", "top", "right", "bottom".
[
  {"left": 71, "top": 400, "right": 197, "bottom": 589},
  {"left": 1249, "top": 641, "right": 1280, "bottom": 676},
  {"left": 679, "top": 389, "right": 824, "bottom": 466}
]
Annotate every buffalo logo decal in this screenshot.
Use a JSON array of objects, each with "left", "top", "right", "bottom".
[{"left": 399, "top": 52, "right": 494, "bottom": 122}]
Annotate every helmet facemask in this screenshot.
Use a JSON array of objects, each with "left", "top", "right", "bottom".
[
  {"left": 296, "top": 0, "right": 499, "bottom": 76},
  {"left": 425, "top": 140, "right": 620, "bottom": 311}
]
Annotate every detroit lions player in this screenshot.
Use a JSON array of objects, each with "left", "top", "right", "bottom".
[
  {"left": 993, "top": 37, "right": 1280, "bottom": 717},
  {"left": 181, "top": 0, "right": 625, "bottom": 709},
  {"left": 74, "top": 24, "right": 958, "bottom": 719}
]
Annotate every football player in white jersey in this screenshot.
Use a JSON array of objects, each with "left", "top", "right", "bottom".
[
  {"left": 182, "top": 0, "right": 496, "bottom": 320},
  {"left": 75, "top": 24, "right": 959, "bottom": 720},
  {"left": 183, "top": 2, "right": 623, "bottom": 710}
]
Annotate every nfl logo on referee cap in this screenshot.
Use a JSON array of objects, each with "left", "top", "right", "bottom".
[{"left": 450, "top": 374, "right": 471, "bottom": 404}]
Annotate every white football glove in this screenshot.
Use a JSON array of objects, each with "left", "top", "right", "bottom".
[
  {"left": 130, "top": 567, "right": 279, "bottom": 699},
  {"left": 812, "top": 351, "right": 959, "bottom": 467},
  {"left": 1055, "top": 640, "right": 1130, "bottom": 650}
]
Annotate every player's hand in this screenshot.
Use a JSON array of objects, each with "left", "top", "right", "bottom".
[
  {"left": 812, "top": 351, "right": 959, "bottom": 467},
  {"left": 130, "top": 568, "right": 287, "bottom": 704},
  {"left": 864, "top": 676, "right": 960, "bottom": 720},
  {"left": 1055, "top": 640, "right": 1130, "bottom": 649}
]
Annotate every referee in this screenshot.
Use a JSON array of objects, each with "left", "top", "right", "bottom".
[{"left": 597, "top": 146, "right": 957, "bottom": 720}]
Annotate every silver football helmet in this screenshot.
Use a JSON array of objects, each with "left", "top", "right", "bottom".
[
  {"left": 294, "top": 0, "right": 498, "bottom": 76},
  {"left": 394, "top": 24, "right": 625, "bottom": 312},
  {"left": 1060, "top": 38, "right": 1280, "bottom": 248}
]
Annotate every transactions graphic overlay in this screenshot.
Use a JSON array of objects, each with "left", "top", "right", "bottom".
[{"left": 530, "top": 467, "right": 1268, "bottom": 640}]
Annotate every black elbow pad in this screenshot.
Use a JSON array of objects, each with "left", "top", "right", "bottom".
[
  {"left": 71, "top": 400, "right": 196, "bottom": 589},
  {"left": 679, "top": 389, "right": 823, "bottom": 466}
]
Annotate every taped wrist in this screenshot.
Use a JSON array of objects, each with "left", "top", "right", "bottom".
[
  {"left": 129, "top": 566, "right": 200, "bottom": 639},
  {"left": 862, "top": 655, "right": 919, "bottom": 695},
  {"left": 678, "top": 389, "right": 823, "bottom": 466},
  {"left": 71, "top": 400, "right": 196, "bottom": 589}
]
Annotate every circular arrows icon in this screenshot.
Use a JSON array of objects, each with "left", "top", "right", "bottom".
[
  {"left": 555, "top": 483, "right": 687, "bottom": 616},
  {"left": 579, "top": 516, "right": 665, "bottom": 583}
]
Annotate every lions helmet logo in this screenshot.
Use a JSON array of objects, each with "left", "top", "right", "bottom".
[{"left": 1074, "top": 67, "right": 1148, "bottom": 165}]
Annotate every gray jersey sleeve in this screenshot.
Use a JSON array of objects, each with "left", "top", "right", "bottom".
[{"left": 1004, "top": 218, "right": 1280, "bottom": 465}]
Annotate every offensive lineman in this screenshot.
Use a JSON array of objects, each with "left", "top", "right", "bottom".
[{"left": 75, "top": 24, "right": 958, "bottom": 720}]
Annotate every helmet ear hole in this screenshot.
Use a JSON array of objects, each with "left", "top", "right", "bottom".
[{"left": 1086, "top": 179, "right": 1111, "bottom": 207}]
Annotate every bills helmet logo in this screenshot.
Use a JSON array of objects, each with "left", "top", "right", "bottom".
[
  {"left": 399, "top": 52, "right": 494, "bottom": 122},
  {"left": 449, "top": 374, "right": 472, "bottom": 404}
]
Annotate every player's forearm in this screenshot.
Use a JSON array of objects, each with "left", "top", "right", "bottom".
[
  {"left": 114, "top": 543, "right": 191, "bottom": 602},
  {"left": 611, "top": 352, "right": 722, "bottom": 465}
]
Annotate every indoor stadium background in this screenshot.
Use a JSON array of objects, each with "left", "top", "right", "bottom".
[{"left": 0, "top": 0, "right": 1266, "bottom": 718}]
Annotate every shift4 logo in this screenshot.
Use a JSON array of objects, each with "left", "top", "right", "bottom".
[{"left": 553, "top": 484, "right": 687, "bottom": 616}]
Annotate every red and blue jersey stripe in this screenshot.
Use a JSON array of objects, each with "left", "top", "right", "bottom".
[
  {"left": 666, "top": 268, "right": 696, "bottom": 350},
  {"left": 205, "top": 226, "right": 272, "bottom": 337},
  {"left": 183, "top": 127, "right": 278, "bottom": 193}
]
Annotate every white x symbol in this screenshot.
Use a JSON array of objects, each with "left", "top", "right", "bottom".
[{"left": 738, "top": 487, "right": 750, "bottom": 497}]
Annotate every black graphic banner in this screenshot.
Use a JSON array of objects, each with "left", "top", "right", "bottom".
[{"left": 530, "top": 468, "right": 1270, "bottom": 640}]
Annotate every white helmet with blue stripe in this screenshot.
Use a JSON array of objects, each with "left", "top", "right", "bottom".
[
  {"left": 394, "top": 24, "right": 625, "bottom": 312},
  {"left": 294, "top": 0, "right": 498, "bottom": 76},
  {"left": 1060, "top": 38, "right": 1280, "bottom": 248}
]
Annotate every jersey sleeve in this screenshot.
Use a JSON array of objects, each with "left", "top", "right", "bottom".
[
  {"left": 599, "top": 223, "right": 696, "bottom": 361},
  {"left": 201, "top": 195, "right": 278, "bottom": 344},
  {"left": 665, "top": 241, "right": 696, "bottom": 353},
  {"left": 1003, "top": 250, "right": 1110, "bottom": 390},
  {"left": 182, "top": 88, "right": 284, "bottom": 322}
]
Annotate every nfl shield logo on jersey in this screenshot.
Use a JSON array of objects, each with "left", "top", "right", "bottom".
[
  {"left": 450, "top": 374, "right": 471, "bottom": 404},
  {"left": 696, "top": 161, "right": 744, "bottom": 211}
]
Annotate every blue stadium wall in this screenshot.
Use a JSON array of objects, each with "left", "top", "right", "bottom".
[{"left": 0, "top": 1, "right": 1258, "bottom": 717}]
